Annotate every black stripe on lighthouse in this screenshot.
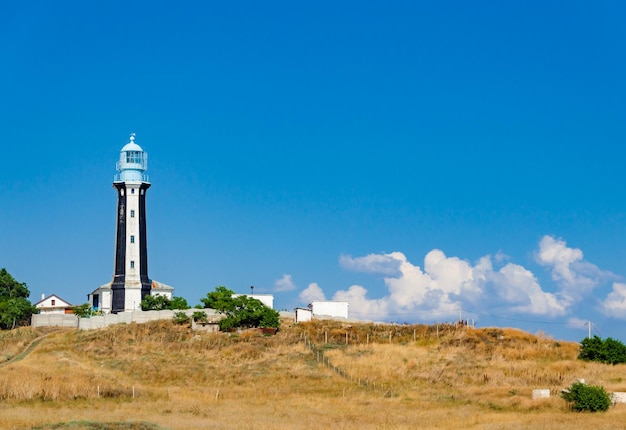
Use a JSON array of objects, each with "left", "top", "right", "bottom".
[
  {"left": 111, "top": 184, "right": 127, "bottom": 313},
  {"left": 139, "top": 183, "right": 152, "bottom": 301}
]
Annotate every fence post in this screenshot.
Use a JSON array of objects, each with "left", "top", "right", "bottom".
[
  {"left": 345, "top": 332, "right": 348, "bottom": 345},
  {"left": 325, "top": 331, "right": 328, "bottom": 344}
]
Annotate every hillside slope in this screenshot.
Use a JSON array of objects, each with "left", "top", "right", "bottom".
[{"left": 1, "top": 319, "right": 625, "bottom": 429}]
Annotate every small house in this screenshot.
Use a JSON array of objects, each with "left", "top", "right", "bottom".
[{"left": 34, "top": 294, "right": 74, "bottom": 314}]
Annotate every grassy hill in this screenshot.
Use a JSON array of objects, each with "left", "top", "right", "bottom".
[{"left": 1, "top": 319, "right": 625, "bottom": 429}]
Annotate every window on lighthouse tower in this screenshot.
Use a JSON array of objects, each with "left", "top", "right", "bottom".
[{"left": 130, "top": 235, "right": 135, "bottom": 244}]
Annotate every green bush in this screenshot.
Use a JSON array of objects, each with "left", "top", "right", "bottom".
[
  {"left": 72, "top": 303, "right": 97, "bottom": 318},
  {"left": 141, "top": 295, "right": 190, "bottom": 311},
  {"left": 192, "top": 311, "right": 208, "bottom": 323},
  {"left": 172, "top": 311, "right": 190, "bottom": 325},
  {"left": 561, "top": 382, "right": 611, "bottom": 412},
  {"left": 579, "top": 335, "right": 626, "bottom": 365},
  {"left": 201, "top": 286, "right": 280, "bottom": 331}
]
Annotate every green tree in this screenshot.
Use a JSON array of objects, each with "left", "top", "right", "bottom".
[
  {"left": 602, "top": 337, "right": 626, "bottom": 365},
  {"left": 0, "top": 268, "right": 36, "bottom": 329},
  {"left": 0, "top": 268, "right": 30, "bottom": 299},
  {"left": 201, "top": 286, "right": 280, "bottom": 331},
  {"left": 141, "top": 295, "right": 190, "bottom": 311},
  {"left": 561, "top": 382, "right": 611, "bottom": 412},
  {"left": 72, "top": 303, "right": 95, "bottom": 318},
  {"left": 0, "top": 297, "right": 36, "bottom": 329},
  {"left": 170, "top": 296, "right": 190, "bottom": 310},
  {"left": 200, "top": 286, "right": 236, "bottom": 311},
  {"left": 579, "top": 336, "right": 604, "bottom": 362},
  {"left": 140, "top": 295, "right": 172, "bottom": 311},
  {"left": 579, "top": 335, "right": 626, "bottom": 365}
]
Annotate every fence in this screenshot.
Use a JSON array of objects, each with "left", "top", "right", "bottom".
[{"left": 301, "top": 333, "right": 393, "bottom": 398}]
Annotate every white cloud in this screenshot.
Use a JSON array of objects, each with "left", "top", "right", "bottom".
[
  {"left": 299, "top": 282, "right": 326, "bottom": 304},
  {"left": 332, "top": 285, "right": 389, "bottom": 318},
  {"left": 490, "top": 262, "right": 566, "bottom": 316},
  {"left": 299, "top": 236, "right": 617, "bottom": 323},
  {"left": 535, "top": 235, "right": 612, "bottom": 305},
  {"left": 600, "top": 282, "right": 626, "bottom": 319},
  {"left": 274, "top": 274, "right": 296, "bottom": 292},
  {"left": 566, "top": 317, "right": 591, "bottom": 330},
  {"left": 339, "top": 253, "right": 402, "bottom": 277}
]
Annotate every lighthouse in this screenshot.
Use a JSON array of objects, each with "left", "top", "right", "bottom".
[
  {"left": 110, "top": 133, "right": 151, "bottom": 313},
  {"left": 89, "top": 134, "right": 173, "bottom": 314}
]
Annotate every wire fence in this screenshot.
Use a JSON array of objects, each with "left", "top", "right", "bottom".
[{"left": 301, "top": 333, "right": 394, "bottom": 398}]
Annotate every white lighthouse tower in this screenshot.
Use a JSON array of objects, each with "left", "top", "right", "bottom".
[
  {"left": 89, "top": 134, "right": 173, "bottom": 314},
  {"left": 110, "top": 133, "right": 152, "bottom": 313}
]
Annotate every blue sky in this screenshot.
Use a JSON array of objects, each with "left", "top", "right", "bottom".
[{"left": 2, "top": 1, "right": 626, "bottom": 341}]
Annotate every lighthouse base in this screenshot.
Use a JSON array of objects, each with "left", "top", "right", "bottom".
[{"left": 89, "top": 280, "right": 174, "bottom": 314}]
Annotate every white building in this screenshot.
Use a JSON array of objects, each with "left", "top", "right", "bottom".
[
  {"left": 295, "top": 307, "right": 312, "bottom": 322},
  {"left": 34, "top": 294, "right": 73, "bottom": 314},
  {"left": 310, "top": 301, "right": 349, "bottom": 319},
  {"left": 233, "top": 294, "right": 274, "bottom": 309},
  {"left": 89, "top": 134, "right": 174, "bottom": 313}
]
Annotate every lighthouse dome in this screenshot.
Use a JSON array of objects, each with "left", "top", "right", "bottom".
[
  {"left": 121, "top": 133, "right": 143, "bottom": 152},
  {"left": 121, "top": 141, "right": 143, "bottom": 152}
]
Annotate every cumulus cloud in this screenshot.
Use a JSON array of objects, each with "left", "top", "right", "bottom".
[
  {"left": 600, "top": 282, "right": 626, "bottom": 319},
  {"left": 274, "top": 274, "right": 296, "bottom": 292},
  {"left": 339, "top": 253, "right": 402, "bottom": 277},
  {"left": 333, "top": 285, "right": 389, "bottom": 317},
  {"left": 535, "top": 235, "right": 613, "bottom": 305},
  {"left": 299, "top": 282, "right": 326, "bottom": 304},
  {"left": 489, "top": 262, "right": 566, "bottom": 316},
  {"left": 566, "top": 317, "right": 591, "bottom": 329},
  {"left": 298, "top": 235, "right": 618, "bottom": 323}
]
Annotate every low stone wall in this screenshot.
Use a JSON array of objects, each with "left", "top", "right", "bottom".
[
  {"left": 78, "top": 309, "right": 219, "bottom": 330},
  {"left": 32, "top": 313, "right": 78, "bottom": 328},
  {"left": 33, "top": 309, "right": 220, "bottom": 330}
]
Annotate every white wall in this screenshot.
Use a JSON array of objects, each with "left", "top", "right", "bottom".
[
  {"left": 233, "top": 294, "right": 274, "bottom": 309},
  {"left": 295, "top": 308, "right": 312, "bottom": 323},
  {"left": 311, "top": 301, "right": 349, "bottom": 319},
  {"left": 32, "top": 314, "right": 78, "bottom": 328},
  {"left": 77, "top": 309, "right": 220, "bottom": 330}
]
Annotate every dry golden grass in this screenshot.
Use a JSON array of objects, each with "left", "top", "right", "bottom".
[
  {"left": 0, "top": 327, "right": 56, "bottom": 363},
  {"left": 1, "top": 320, "right": 626, "bottom": 429}
]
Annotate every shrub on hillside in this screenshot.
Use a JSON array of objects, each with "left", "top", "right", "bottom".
[
  {"left": 201, "top": 286, "right": 280, "bottom": 331},
  {"left": 561, "top": 382, "right": 611, "bottom": 412},
  {"left": 579, "top": 335, "right": 626, "bottom": 365},
  {"left": 172, "top": 311, "right": 190, "bottom": 325},
  {"left": 192, "top": 311, "right": 208, "bottom": 323}
]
